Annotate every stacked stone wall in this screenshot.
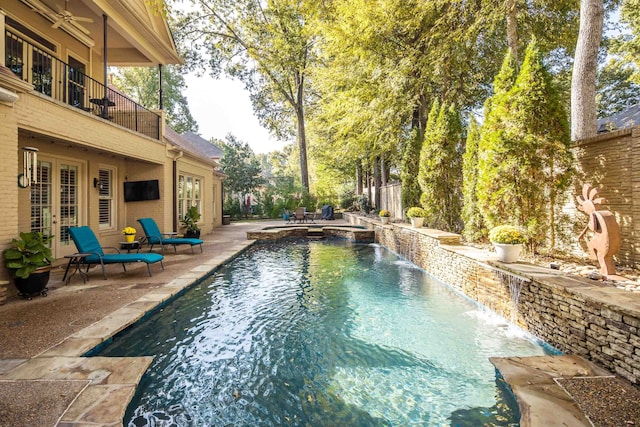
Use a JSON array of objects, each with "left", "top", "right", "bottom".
[{"left": 347, "top": 214, "right": 640, "bottom": 384}]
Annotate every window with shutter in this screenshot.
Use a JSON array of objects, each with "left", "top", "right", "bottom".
[{"left": 98, "top": 168, "right": 113, "bottom": 229}]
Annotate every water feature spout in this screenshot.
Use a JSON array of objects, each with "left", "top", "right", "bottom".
[
  {"left": 487, "top": 266, "right": 531, "bottom": 324},
  {"left": 398, "top": 228, "right": 419, "bottom": 262}
]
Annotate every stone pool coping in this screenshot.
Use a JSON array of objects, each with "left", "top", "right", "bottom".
[
  {"left": 0, "top": 222, "right": 258, "bottom": 426},
  {"left": 1, "top": 218, "right": 636, "bottom": 425}
]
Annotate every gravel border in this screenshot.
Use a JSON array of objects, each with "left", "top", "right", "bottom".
[{"left": 556, "top": 376, "right": 640, "bottom": 426}]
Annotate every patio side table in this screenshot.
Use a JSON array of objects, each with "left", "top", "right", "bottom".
[
  {"left": 120, "top": 241, "right": 141, "bottom": 253},
  {"left": 62, "top": 253, "right": 91, "bottom": 284}
]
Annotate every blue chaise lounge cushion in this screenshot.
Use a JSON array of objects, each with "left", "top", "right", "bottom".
[
  {"left": 68, "top": 226, "right": 164, "bottom": 278},
  {"left": 137, "top": 217, "right": 203, "bottom": 254}
]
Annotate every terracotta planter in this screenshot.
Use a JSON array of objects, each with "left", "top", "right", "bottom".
[
  {"left": 380, "top": 217, "right": 390, "bottom": 225},
  {"left": 14, "top": 267, "right": 50, "bottom": 299},
  {"left": 410, "top": 217, "right": 424, "bottom": 228},
  {"left": 493, "top": 243, "right": 523, "bottom": 263}
]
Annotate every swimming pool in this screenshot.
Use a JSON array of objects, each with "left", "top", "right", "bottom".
[{"left": 96, "top": 239, "right": 555, "bottom": 426}]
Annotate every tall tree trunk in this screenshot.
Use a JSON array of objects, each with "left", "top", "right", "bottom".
[
  {"left": 374, "top": 156, "right": 382, "bottom": 209},
  {"left": 295, "top": 81, "right": 310, "bottom": 190},
  {"left": 417, "top": 95, "right": 428, "bottom": 141},
  {"left": 366, "top": 165, "right": 372, "bottom": 211},
  {"left": 381, "top": 153, "right": 388, "bottom": 186},
  {"left": 296, "top": 108, "right": 309, "bottom": 191},
  {"left": 356, "top": 162, "right": 363, "bottom": 195},
  {"left": 571, "top": 0, "right": 604, "bottom": 141},
  {"left": 506, "top": 0, "right": 518, "bottom": 65}
]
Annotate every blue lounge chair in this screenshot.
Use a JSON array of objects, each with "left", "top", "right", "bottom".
[
  {"left": 68, "top": 226, "right": 164, "bottom": 279},
  {"left": 283, "top": 209, "right": 293, "bottom": 224},
  {"left": 137, "top": 218, "right": 204, "bottom": 254}
]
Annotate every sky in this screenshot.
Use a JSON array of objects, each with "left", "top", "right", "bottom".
[{"left": 182, "top": 72, "right": 290, "bottom": 154}]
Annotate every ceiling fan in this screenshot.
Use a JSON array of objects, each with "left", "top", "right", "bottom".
[{"left": 51, "top": 0, "right": 93, "bottom": 33}]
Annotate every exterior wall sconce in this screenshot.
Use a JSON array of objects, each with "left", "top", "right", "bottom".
[
  {"left": 18, "top": 146, "right": 38, "bottom": 188},
  {"left": 93, "top": 177, "right": 104, "bottom": 191}
]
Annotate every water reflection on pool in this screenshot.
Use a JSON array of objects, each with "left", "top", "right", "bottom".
[{"left": 96, "top": 240, "right": 555, "bottom": 426}]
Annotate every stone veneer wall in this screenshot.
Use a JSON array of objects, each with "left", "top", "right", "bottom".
[{"left": 346, "top": 214, "right": 640, "bottom": 384}]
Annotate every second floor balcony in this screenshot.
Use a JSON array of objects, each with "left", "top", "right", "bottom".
[{"left": 5, "top": 30, "right": 161, "bottom": 140}]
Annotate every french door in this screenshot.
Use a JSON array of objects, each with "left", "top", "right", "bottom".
[{"left": 30, "top": 158, "right": 84, "bottom": 258}]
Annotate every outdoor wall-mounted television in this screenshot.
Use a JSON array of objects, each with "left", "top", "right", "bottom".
[{"left": 123, "top": 179, "right": 160, "bottom": 202}]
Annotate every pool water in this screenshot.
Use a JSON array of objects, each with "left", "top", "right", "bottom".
[{"left": 96, "top": 240, "right": 555, "bottom": 426}]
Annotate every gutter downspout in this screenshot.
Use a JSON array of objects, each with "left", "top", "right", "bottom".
[{"left": 158, "top": 64, "right": 163, "bottom": 110}]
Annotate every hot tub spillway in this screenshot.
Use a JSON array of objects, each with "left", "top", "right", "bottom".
[
  {"left": 248, "top": 225, "right": 374, "bottom": 242},
  {"left": 307, "top": 227, "right": 325, "bottom": 239}
]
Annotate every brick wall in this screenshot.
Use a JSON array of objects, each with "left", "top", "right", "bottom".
[
  {"left": 573, "top": 128, "right": 638, "bottom": 268},
  {"left": 347, "top": 214, "right": 640, "bottom": 384},
  {"left": 0, "top": 101, "right": 19, "bottom": 282}
]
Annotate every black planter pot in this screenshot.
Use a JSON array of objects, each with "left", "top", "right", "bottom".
[
  {"left": 14, "top": 268, "right": 50, "bottom": 299},
  {"left": 185, "top": 230, "right": 201, "bottom": 238}
]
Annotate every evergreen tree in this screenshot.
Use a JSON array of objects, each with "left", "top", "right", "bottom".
[
  {"left": 400, "top": 128, "right": 422, "bottom": 214},
  {"left": 477, "top": 41, "right": 573, "bottom": 249},
  {"left": 417, "top": 99, "right": 440, "bottom": 216},
  {"left": 418, "top": 102, "right": 463, "bottom": 232},
  {"left": 461, "top": 117, "right": 485, "bottom": 241},
  {"left": 477, "top": 51, "right": 520, "bottom": 230}
]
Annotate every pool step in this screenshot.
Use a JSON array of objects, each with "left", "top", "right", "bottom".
[
  {"left": 247, "top": 226, "right": 374, "bottom": 243},
  {"left": 307, "top": 229, "right": 325, "bottom": 239}
]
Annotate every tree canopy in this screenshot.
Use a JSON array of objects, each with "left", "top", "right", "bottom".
[
  {"left": 175, "top": 0, "right": 317, "bottom": 190},
  {"left": 163, "top": 0, "right": 639, "bottom": 237}
]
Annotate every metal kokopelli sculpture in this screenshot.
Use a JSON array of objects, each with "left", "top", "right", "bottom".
[{"left": 576, "top": 184, "right": 621, "bottom": 276}]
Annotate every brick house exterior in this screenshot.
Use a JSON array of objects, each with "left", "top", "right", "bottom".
[{"left": 0, "top": 0, "right": 223, "bottom": 282}]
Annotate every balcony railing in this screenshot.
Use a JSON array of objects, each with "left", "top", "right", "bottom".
[{"left": 5, "top": 31, "right": 160, "bottom": 140}]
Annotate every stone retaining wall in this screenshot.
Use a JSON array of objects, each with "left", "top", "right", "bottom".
[{"left": 346, "top": 214, "right": 640, "bottom": 384}]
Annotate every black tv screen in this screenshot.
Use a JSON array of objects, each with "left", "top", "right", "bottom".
[{"left": 123, "top": 180, "right": 160, "bottom": 202}]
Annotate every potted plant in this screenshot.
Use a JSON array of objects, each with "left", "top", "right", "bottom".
[
  {"left": 3, "top": 231, "right": 55, "bottom": 298},
  {"left": 406, "top": 207, "right": 426, "bottom": 228},
  {"left": 489, "top": 225, "right": 527, "bottom": 263},
  {"left": 181, "top": 205, "right": 201, "bottom": 238},
  {"left": 379, "top": 209, "right": 391, "bottom": 225},
  {"left": 122, "top": 226, "right": 137, "bottom": 243}
]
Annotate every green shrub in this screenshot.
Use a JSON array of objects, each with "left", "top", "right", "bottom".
[
  {"left": 4, "top": 231, "right": 55, "bottom": 279},
  {"left": 340, "top": 189, "right": 357, "bottom": 210}
]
